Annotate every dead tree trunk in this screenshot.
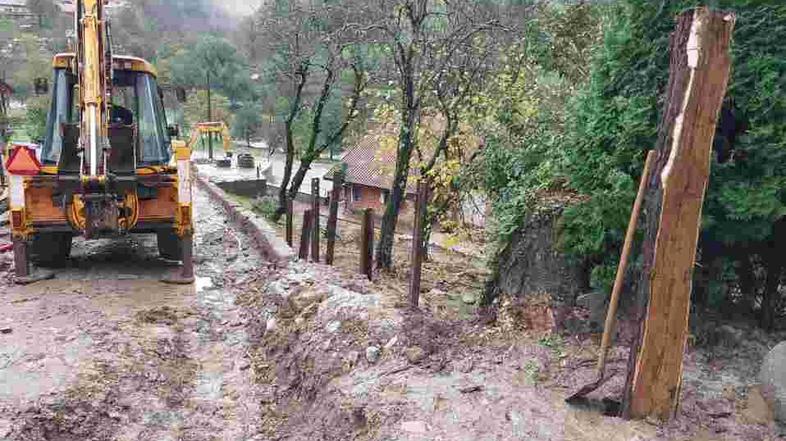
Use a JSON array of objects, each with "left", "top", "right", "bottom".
[{"left": 623, "top": 7, "right": 734, "bottom": 421}]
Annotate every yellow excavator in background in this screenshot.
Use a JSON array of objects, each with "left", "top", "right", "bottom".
[
  {"left": 188, "top": 121, "right": 232, "bottom": 166},
  {"left": 4, "top": 0, "right": 194, "bottom": 283}
]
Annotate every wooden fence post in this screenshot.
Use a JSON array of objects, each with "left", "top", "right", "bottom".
[
  {"left": 285, "top": 197, "right": 293, "bottom": 247},
  {"left": 257, "top": 178, "right": 267, "bottom": 198},
  {"left": 311, "top": 178, "right": 320, "bottom": 263},
  {"left": 408, "top": 180, "right": 429, "bottom": 308},
  {"left": 360, "top": 208, "right": 373, "bottom": 280},
  {"left": 326, "top": 173, "right": 343, "bottom": 265},
  {"left": 298, "top": 209, "right": 312, "bottom": 261},
  {"left": 624, "top": 7, "right": 734, "bottom": 421}
]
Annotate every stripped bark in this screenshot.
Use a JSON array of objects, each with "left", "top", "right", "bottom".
[{"left": 623, "top": 7, "right": 734, "bottom": 421}]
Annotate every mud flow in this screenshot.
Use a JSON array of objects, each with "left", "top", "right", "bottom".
[{"left": 1, "top": 188, "right": 266, "bottom": 440}]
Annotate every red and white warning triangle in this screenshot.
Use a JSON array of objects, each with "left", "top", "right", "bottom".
[{"left": 4, "top": 145, "right": 41, "bottom": 176}]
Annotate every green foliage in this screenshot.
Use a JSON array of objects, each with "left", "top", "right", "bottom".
[
  {"left": 164, "top": 35, "right": 255, "bottom": 104},
  {"left": 253, "top": 197, "right": 280, "bottom": 222},
  {"left": 475, "top": 2, "right": 602, "bottom": 252},
  {"left": 24, "top": 96, "right": 49, "bottom": 143},
  {"left": 232, "top": 101, "right": 263, "bottom": 140},
  {"left": 9, "top": 34, "right": 51, "bottom": 100},
  {"left": 483, "top": 0, "right": 786, "bottom": 307},
  {"left": 181, "top": 90, "right": 232, "bottom": 130},
  {"left": 523, "top": 359, "right": 541, "bottom": 385},
  {"left": 538, "top": 333, "right": 565, "bottom": 355}
]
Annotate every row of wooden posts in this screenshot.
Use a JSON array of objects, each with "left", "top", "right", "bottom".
[
  {"left": 273, "top": 6, "right": 730, "bottom": 424},
  {"left": 284, "top": 176, "right": 430, "bottom": 308}
]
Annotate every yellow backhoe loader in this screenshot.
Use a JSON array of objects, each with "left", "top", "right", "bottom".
[
  {"left": 189, "top": 121, "right": 232, "bottom": 166},
  {"left": 4, "top": 0, "right": 194, "bottom": 283}
]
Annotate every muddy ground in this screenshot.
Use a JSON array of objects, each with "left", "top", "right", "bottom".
[
  {"left": 1, "top": 183, "right": 784, "bottom": 440},
  {"left": 0, "top": 188, "right": 267, "bottom": 440}
]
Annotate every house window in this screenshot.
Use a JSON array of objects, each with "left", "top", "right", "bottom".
[
  {"left": 352, "top": 185, "right": 362, "bottom": 202},
  {"left": 381, "top": 190, "right": 389, "bottom": 204}
]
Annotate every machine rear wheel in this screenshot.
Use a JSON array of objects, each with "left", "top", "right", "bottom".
[
  {"left": 157, "top": 230, "right": 183, "bottom": 261},
  {"left": 31, "top": 233, "right": 72, "bottom": 266}
]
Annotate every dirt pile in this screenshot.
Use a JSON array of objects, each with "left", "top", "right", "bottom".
[{"left": 238, "top": 267, "right": 785, "bottom": 440}]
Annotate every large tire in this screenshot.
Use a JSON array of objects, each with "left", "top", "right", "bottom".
[
  {"left": 31, "top": 233, "right": 72, "bottom": 267},
  {"left": 157, "top": 230, "right": 183, "bottom": 261}
]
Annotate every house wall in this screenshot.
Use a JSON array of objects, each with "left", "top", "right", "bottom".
[
  {"left": 345, "top": 183, "right": 384, "bottom": 212},
  {"left": 344, "top": 183, "right": 414, "bottom": 215}
]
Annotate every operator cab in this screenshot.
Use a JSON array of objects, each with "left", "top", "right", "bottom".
[{"left": 41, "top": 53, "right": 171, "bottom": 176}]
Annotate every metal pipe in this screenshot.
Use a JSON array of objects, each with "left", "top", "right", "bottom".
[{"left": 88, "top": 105, "right": 98, "bottom": 177}]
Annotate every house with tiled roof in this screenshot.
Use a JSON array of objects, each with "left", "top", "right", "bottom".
[{"left": 326, "top": 127, "right": 417, "bottom": 213}]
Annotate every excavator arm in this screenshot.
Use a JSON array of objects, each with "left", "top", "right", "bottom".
[{"left": 77, "top": 0, "right": 111, "bottom": 181}]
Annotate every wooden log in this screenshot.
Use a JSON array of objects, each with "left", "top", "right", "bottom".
[
  {"left": 311, "top": 178, "right": 320, "bottom": 263},
  {"left": 285, "top": 197, "right": 293, "bottom": 247},
  {"left": 360, "top": 208, "right": 373, "bottom": 280},
  {"left": 298, "top": 209, "right": 312, "bottom": 261},
  {"left": 326, "top": 173, "right": 343, "bottom": 266},
  {"left": 624, "top": 7, "right": 734, "bottom": 421},
  {"left": 408, "top": 180, "right": 428, "bottom": 308}
]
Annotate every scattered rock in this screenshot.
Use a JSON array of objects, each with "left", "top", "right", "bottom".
[
  {"left": 405, "top": 346, "right": 426, "bottom": 364},
  {"left": 350, "top": 407, "right": 367, "bottom": 429},
  {"left": 575, "top": 291, "right": 607, "bottom": 329},
  {"left": 365, "top": 346, "right": 381, "bottom": 364},
  {"left": 458, "top": 385, "right": 483, "bottom": 394},
  {"left": 759, "top": 341, "right": 786, "bottom": 422},
  {"left": 318, "top": 286, "right": 380, "bottom": 320},
  {"left": 697, "top": 398, "right": 734, "bottom": 419},
  {"left": 429, "top": 288, "right": 448, "bottom": 298},
  {"left": 384, "top": 335, "right": 399, "bottom": 351},
  {"left": 291, "top": 289, "right": 325, "bottom": 312},
  {"left": 0, "top": 326, "right": 11, "bottom": 335},
  {"left": 326, "top": 320, "right": 341, "bottom": 333},
  {"left": 265, "top": 318, "right": 278, "bottom": 333},
  {"left": 741, "top": 386, "right": 773, "bottom": 425},
  {"left": 400, "top": 420, "right": 427, "bottom": 434},
  {"left": 345, "top": 350, "right": 360, "bottom": 367},
  {"left": 239, "top": 360, "right": 251, "bottom": 371},
  {"left": 0, "top": 419, "right": 11, "bottom": 438},
  {"left": 462, "top": 293, "right": 478, "bottom": 305}
]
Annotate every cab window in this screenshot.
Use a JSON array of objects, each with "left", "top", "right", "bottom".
[{"left": 41, "top": 67, "right": 171, "bottom": 166}]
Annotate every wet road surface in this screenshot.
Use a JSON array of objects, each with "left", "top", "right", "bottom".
[{"left": 0, "top": 187, "right": 268, "bottom": 440}]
